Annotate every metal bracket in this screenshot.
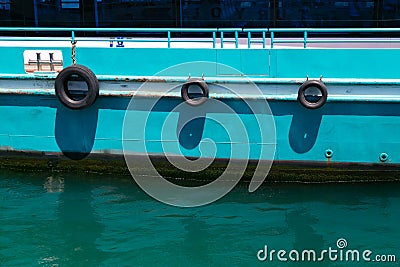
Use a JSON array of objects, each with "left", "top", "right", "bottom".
[{"left": 28, "top": 52, "right": 63, "bottom": 71}]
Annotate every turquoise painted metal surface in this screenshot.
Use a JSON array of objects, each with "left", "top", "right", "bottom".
[
  {"left": 270, "top": 49, "right": 400, "bottom": 79},
  {"left": 0, "top": 94, "right": 399, "bottom": 165},
  {"left": 1, "top": 27, "right": 400, "bottom": 167}
]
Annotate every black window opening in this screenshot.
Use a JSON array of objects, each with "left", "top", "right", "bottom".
[
  {"left": 97, "top": 0, "right": 179, "bottom": 28},
  {"left": 382, "top": 0, "right": 400, "bottom": 27},
  {"left": 37, "top": 0, "right": 81, "bottom": 27},
  {"left": 0, "top": 0, "right": 399, "bottom": 29},
  {"left": 276, "top": 0, "right": 375, "bottom": 28},
  {"left": 0, "top": 0, "right": 11, "bottom": 26},
  {"left": 180, "top": 0, "right": 270, "bottom": 28}
]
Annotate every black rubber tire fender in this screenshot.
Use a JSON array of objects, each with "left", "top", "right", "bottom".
[
  {"left": 297, "top": 80, "right": 328, "bottom": 109},
  {"left": 181, "top": 78, "right": 209, "bottom": 106},
  {"left": 55, "top": 64, "right": 99, "bottom": 110}
]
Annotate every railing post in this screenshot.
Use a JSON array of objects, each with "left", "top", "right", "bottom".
[
  {"left": 262, "top": 31, "right": 266, "bottom": 49},
  {"left": 235, "top": 30, "right": 238, "bottom": 48},
  {"left": 247, "top": 32, "right": 251, "bottom": 48},
  {"left": 167, "top": 31, "right": 171, "bottom": 48},
  {"left": 213, "top": 32, "right": 216, "bottom": 48},
  {"left": 271, "top": 31, "right": 274, "bottom": 49},
  {"left": 304, "top": 31, "right": 307, "bottom": 48},
  {"left": 221, "top": 31, "right": 224, "bottom": 48}
]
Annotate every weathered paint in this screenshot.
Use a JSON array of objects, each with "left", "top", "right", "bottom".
[
  {"left": 1, "top": 152, "right": 400, "bottom": 183},
  {"left": 0, "top": 93, "right": 397, "bottom": 166},
  {"left": 1, "top": 79, "right": 400, "bottom": 103},
  {"left": 1, "top": 27, "right": 400, "bottom": 172}
]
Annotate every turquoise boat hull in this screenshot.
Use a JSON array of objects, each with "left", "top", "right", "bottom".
[
  {"left": 1, "top": 28, "right": 400, "bottom": 170},
  {"left": 1, "top": 90, "right": 399, "bottom": 166}
]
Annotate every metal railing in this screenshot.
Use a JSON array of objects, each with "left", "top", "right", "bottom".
[
  {"left": 262, "top": 28, "right": 400, "bottom": 48},
  {"left": 1, "top": 27, "right": 400, "bottom": 48}
]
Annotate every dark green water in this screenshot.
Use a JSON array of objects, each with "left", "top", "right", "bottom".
[{"left": 1, "top": 171, "right": 399, "bottom": 267}]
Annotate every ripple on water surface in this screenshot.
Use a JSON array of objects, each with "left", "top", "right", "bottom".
[{"left": 0, "top": 171, "right": 399, "bottom": 266}]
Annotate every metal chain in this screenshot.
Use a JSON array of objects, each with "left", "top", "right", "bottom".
[{"left": 71, "top": 40, "right": 77, "bottom": 65}]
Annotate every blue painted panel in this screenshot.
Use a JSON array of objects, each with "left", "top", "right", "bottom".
[
  {"left": 216, "top": 50, "right": 242, "bottom": 75},
  {"left": 96, "top": 108, "right": 125, "bottom": 140},
  {"left": 240, "top": 49, "right": 269, "bottom": 76},
  {"left": 122, "top": 101, "right": 270, "bottom": 160},
  {"left": 77, "top": 48, "right": 269, "bottom": 77},
  {"left": 0, "top": 92, "right": 400, "bottom": 165},
  {"left": 2, "top": 46, "right": 399, "bottom": 80},
  {"left": 270, "top": 101, "right": 400, "bottom": 164},
  {"left": 76, "top": 48, "right": 218, "bottom": 76},
  {"left": 0, "top": 47, "right": 25, "bottom": 74},
  {"left": 0, "top": 106, "right": 55, "bottom": 136},
  {"left": 270, "top": 49, "right": 400, "bottom": 79}
]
